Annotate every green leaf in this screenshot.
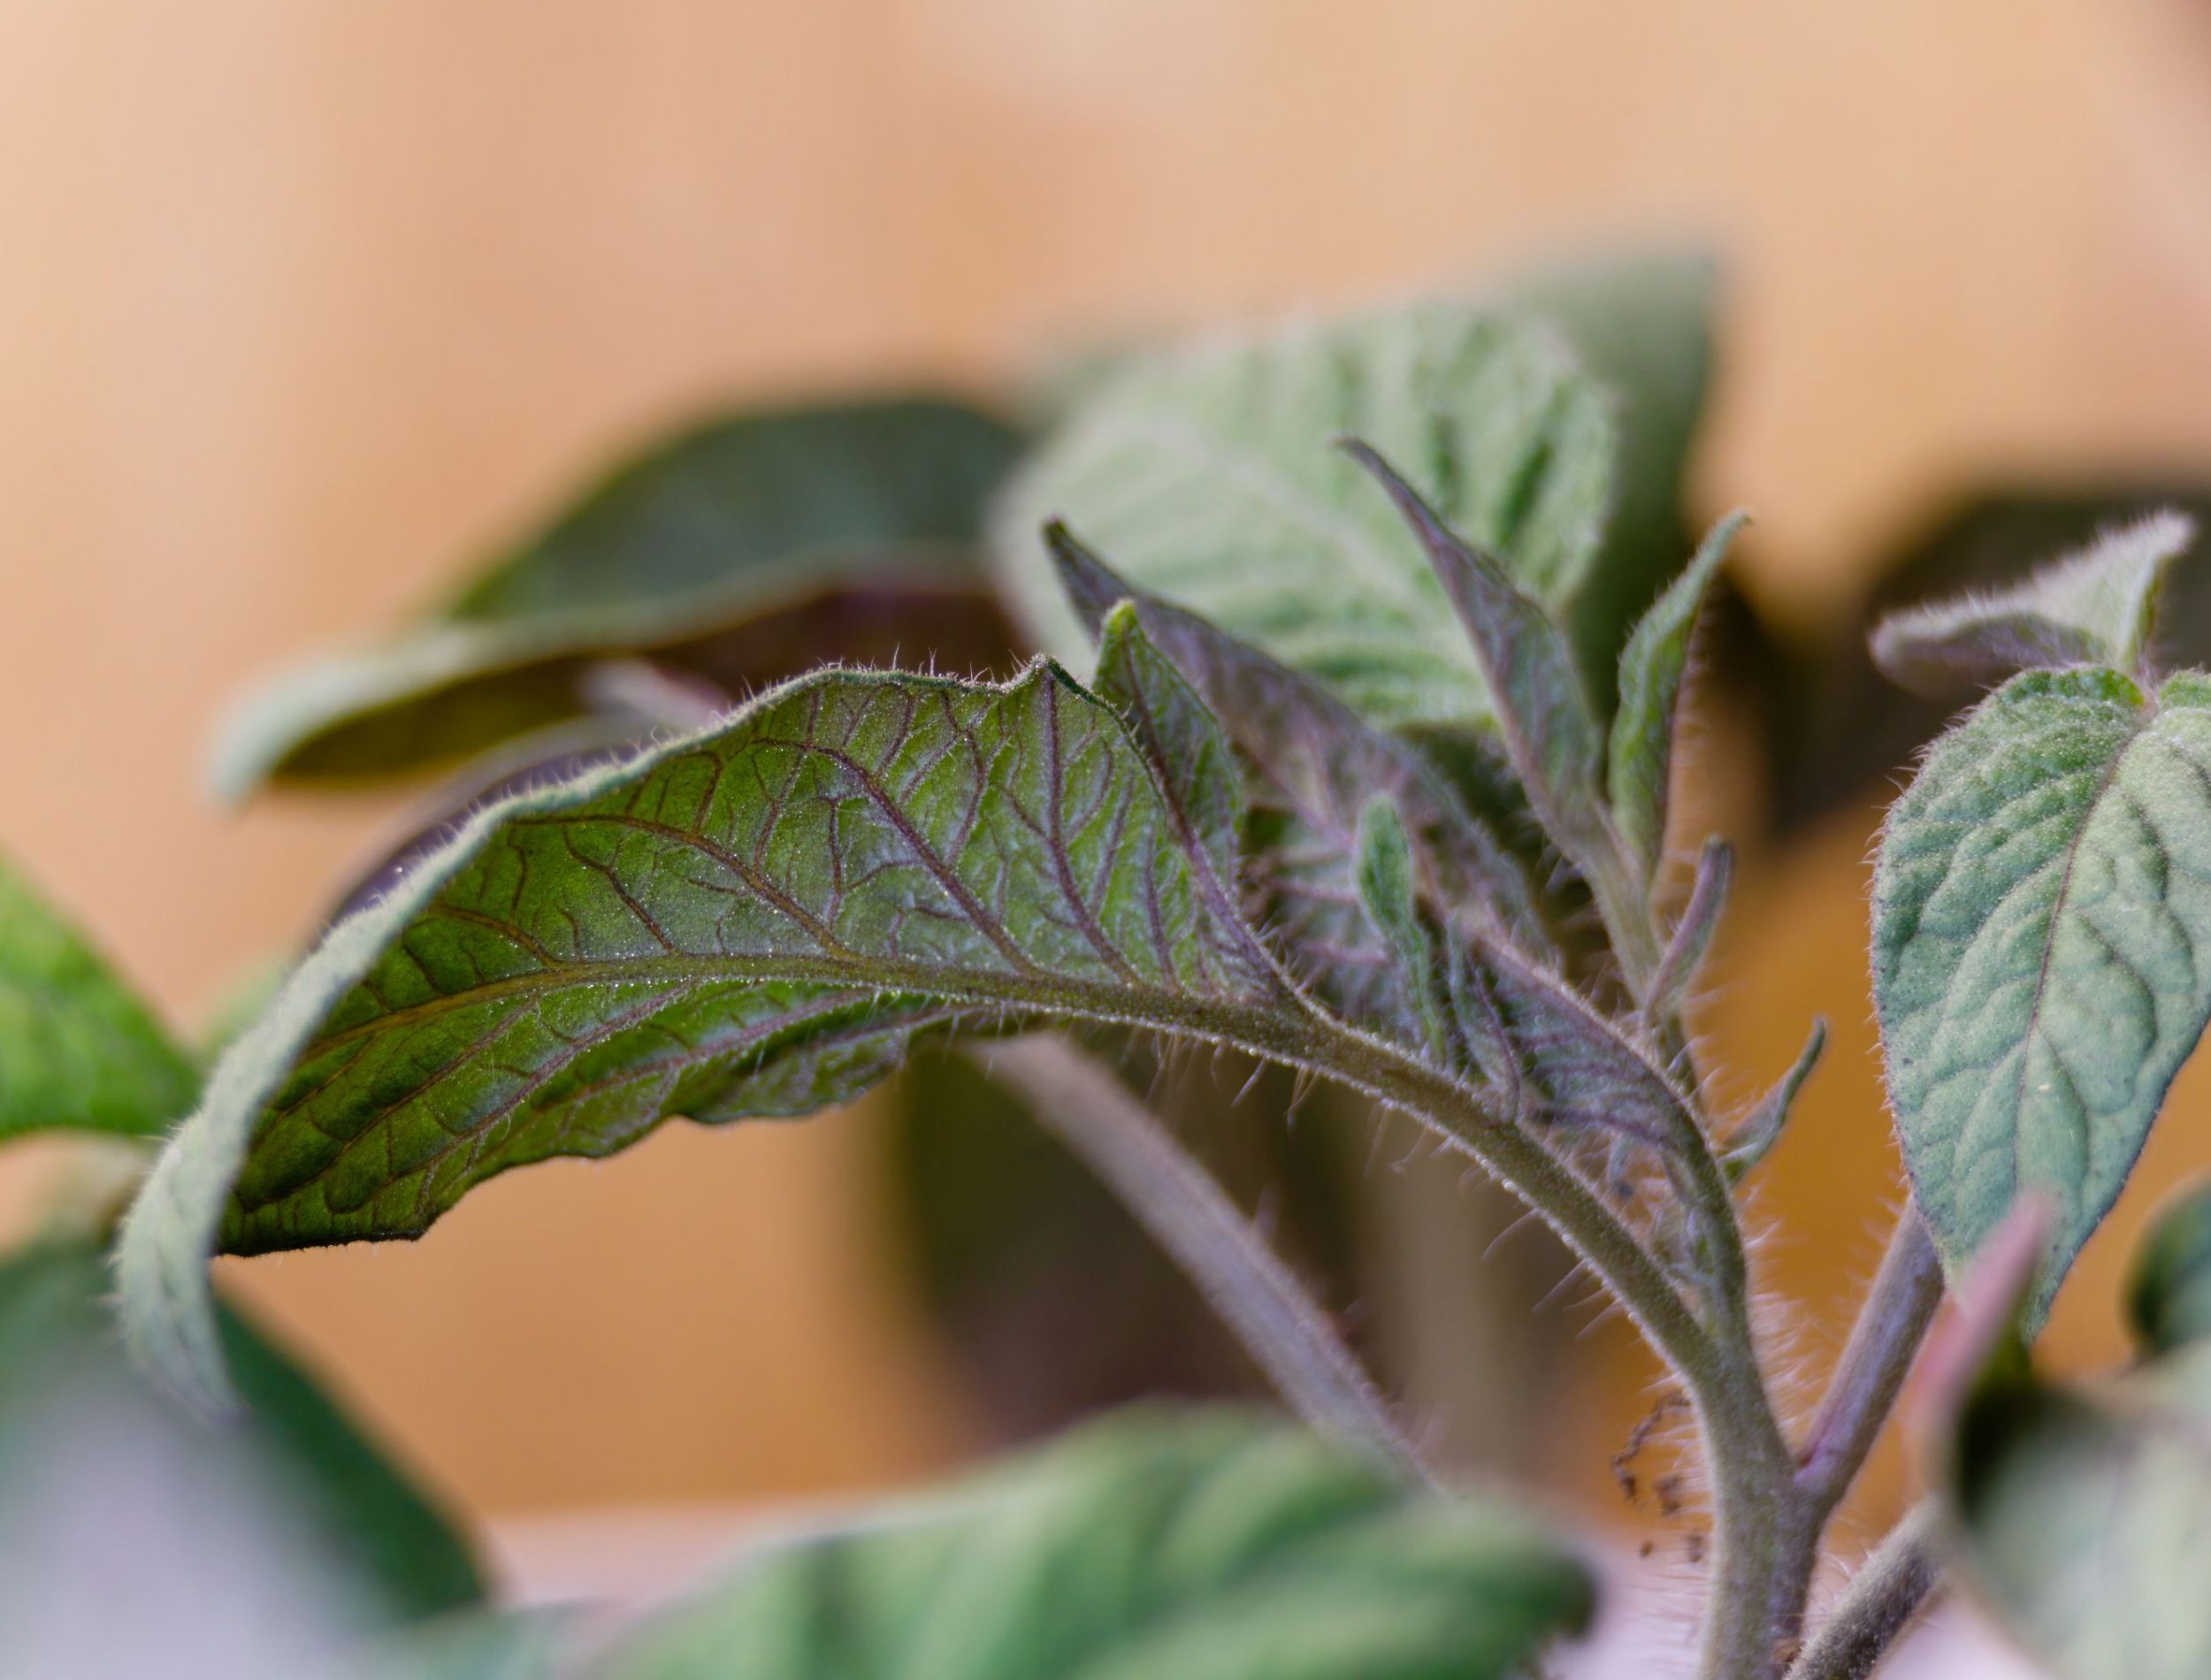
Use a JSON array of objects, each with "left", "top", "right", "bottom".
[
  {"left": 2128, "top": 1176, "right": 2211, "bottom": 1355},
  {"left": 214, "top": 397, "right": 1026, "bottom": 796},
  {"left": 0, "top": 1241, "right": 481, "bottom": 1623},
  {"left": 597, "top": 1409, "right": 1594, "bottom": 1680},
  {"left": 1343, "top": 441, "right": 1607, "bottom": 854},
  {"left": 1873, "top": 665, "right": 2211, "bottom": 1320},
  {"left": 1947, "top": 1338, "right": 2211, "bottom": 1680},
  {"left": 119, "top": 661, "right": 1296, "bottom": 1410},
  {"left": 1046, "top": 524, "right": 1546, "bottom": 1040},
  {"left": 1609, "top": 513, "right": 1744, "bottom": 879},
  {"left": 1491, "top": 248, "right": 1718, "bottom": 698},
  {"left": 1645, "top": 836, "right": 1732, "bottom": 1027},
  {"left": 1871, "top": 511, "right": 2194, "bottom": 698},
  {"left": 994, "top": 301, "right": 1618, "bottom": 735},
  {"left": 0, "top": 850, "right": 198, "bottom": 1144}
]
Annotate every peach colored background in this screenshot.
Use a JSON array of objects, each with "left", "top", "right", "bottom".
[{"left": 7, "top": 0, "right": 2211, "bottom": 1534}]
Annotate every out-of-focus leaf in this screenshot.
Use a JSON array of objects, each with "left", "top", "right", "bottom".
[
  {"left": 1873, "top": 667, "right": 2211, "bottom": 1322},
  {"left": 356, "top": 1607, "right": 580, "bottom": 1680},
  {"left": 215, "top": 397, "right": 1026, "bottom": 795},
  {"left": 2128, "top": 1176, "right": 2211, "bottom": 1356},
  {"left": 1492, "top": 248, "right": 1717, "bottom": 698},
  {"left": 1871, "top": 512, "right": 2194, "bottom": 696},
  {"left": 0, "top": 1241, "right": 481, "bottom": 1626},
  {"left": 1609, "top": 514, "right": 1742, "bottom": 880},
  {"left": 597, "top": 1410, "right": 1594, "bottom": 1680},
  {"left": 1047, "top": 525, "right": 1544, "bottom": 1039},
  {"left": 1948, "top": 1338, "right": 2211, "bottom": 1680},
  {"left": 995, "top": 301, "right": 1618, "bottom": 735},
  {"left": 0, "top": 851, "right": 198, "bottom": 1144},
  {"left": 119, "top": 662, "right": 1294, "bottom": 1412}
]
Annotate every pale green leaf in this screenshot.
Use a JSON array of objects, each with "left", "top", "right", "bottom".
[
  {"left": 1610, "top": 513, "right": 1744, "bottom": 878},
  {"left": 1871, "top": 511, "right": 2194, "bottom": 697},
  {"left": 995, "top": 301, "right": 1618, "bottom": 734},
  {"left": 598, "top": 1410, "right": 1594, "bottom": 1680},
  {"left": 214, "top": 397, "right": 1025, "bottom": 796},
  {"left": 119, "top": 662, "right": 1294, "bottom": 1410},
  {"left": 0, "top": 1241, "right": 481, "bottom": 1625},
  {"left": 2128, "top": 1175, "right": 2211, "bottom": 1355},
  {"left": 0, "top": 851, "right": 198, "bottom": 1144},
  {"left": 1949, "top": 1339, "right": 2211, "bottom": 1680},
  {"left": 1873, "top": 665, "right": 2211, "bottom": 1320}
]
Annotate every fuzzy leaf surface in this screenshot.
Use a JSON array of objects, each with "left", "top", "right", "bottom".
[
  {"left": 1871, "top": 511, "right": 2193, "bottom": 697},
  {"left": 1049, "top": 526, "right": 1543, "bottom": 1040},
  {"left": 0, "top": 1241, "right": 481, "bottom": 1624},
  {"left": 1873, "top": 666, "right": 2211, "bottom": 1318},
  {"left": 1950, "top": 1340, "right": 2211, "bottom": 1680},
  {"left": 0, "top": 851, "right": 198, "bottom": 1143},
  {"left": 599, "top": 1410, "right": 1593, "bottom": 1680},
  {"left": 119, "top": 663, "right": 1292, "bottom": 1409},
  {"left": 215, "top": 398, "right": 1025, "bottom": 794},
  {"left": 995, "top": 302, "right": 1617, "bottom": 733}
]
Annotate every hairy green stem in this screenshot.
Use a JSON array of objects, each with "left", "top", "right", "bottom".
[
  {"left": 1785, "top": 1504, "right": 1939, "bottom": 1680},
  {"left": 974, "top": 1032, "right": 1435, "bottom": 1483}
]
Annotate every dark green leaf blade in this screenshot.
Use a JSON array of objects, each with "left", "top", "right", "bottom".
[
  {"left": 995, "top": 301, "right": 1618, "bottom": 734},
  {"left": 0, "top": 1241, "right": 481, "bottom": 1625},
  {"left": 1609, "top": 513, "right": 1744, "bottom": 879},
  {"left": 598, "top": 1410, "right": 1594, "bottom": 1680},
  {"left": 121, "top": 662, "right": 1293, "bottom": 1409},
  {"left": 1873, "top": 666, "right": 2211, "bottom": 1320},
  {"left": 1871, "top": 511, "right": 2194, "bottom": 698},
  {"left": 0, "top": 851, "right": 198, "bottom": 1144},
  {"left": 216, "top": 397, "right": 1026, "bottom": 795}
]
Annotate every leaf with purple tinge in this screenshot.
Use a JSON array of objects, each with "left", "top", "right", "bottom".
[
  {"left": 1047, "top": 523, "right": 1546, "bottom": 1042},
  {"left": 119, "top": 662, "right": 1300, "bottom": 1413}
]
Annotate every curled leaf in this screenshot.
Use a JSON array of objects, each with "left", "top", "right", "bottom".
[{"left": 2128, "top": 1175, "right": 2211, "bottom": 1355}]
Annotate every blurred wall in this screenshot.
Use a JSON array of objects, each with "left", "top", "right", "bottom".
[{"left": 6, "top": 0, "right": 2211, "bottom": 1530}]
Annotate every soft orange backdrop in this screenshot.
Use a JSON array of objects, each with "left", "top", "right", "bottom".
[{"left": 7, "top": 0, "right": 2211, "bottom": 1539}]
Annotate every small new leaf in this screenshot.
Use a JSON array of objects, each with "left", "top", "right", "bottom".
[
  {"left": 1354, "top": 799, "right": 1450, "bottom": 1060},
  {"left": 598, "top": 1410, "right": 1595, "bottom": 1680},
  {"left": 1871, "top": 510, "right": 2194, "bottom": 697},
  {"left": 1610, "top": 513, "right": 1744, "bottom": 879},
  {"left": 1874, "top": 666, "right": 2211, "bottom": 1323},
  {"left": 1646, "top": 836, "right": 1733, "bottom": 1028},
  {"left": 0, "top": 851, "right": 198, "bottom": 1145},
  {"left": 119, "top": 662, "right": 1297, "bottom": 1411},
  {"left": 1722, "top": 1018, "right": 1825, "bottom": 1186},
  {"left": 2128, "top": 1176, "right": 2211, "bottom": 1355}
]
